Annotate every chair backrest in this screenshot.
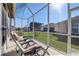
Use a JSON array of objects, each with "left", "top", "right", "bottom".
[
  {"left": 12, "top": 34, "right": 18, "bottom": 41},
  {"left": 12, "top": 31, "right": 24, "bottom": 41},
  {"left": 10, "top": 32, "right": 25, "bottom": 52},
  {"left": 11, "top": 31, "right": 19, "bottom": 40},
  {"left": 11, "top": 33, "right": 18, "bottom": 40}
]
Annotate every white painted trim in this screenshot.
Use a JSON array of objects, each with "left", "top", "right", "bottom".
[
  {"left": 51, "top": 33, "right": 79, "bottom": 38},
  {"left": 47, "top": 3, "right": 50, "bottom": 46}
]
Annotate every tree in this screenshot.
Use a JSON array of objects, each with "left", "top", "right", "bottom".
[{"left": 16, "top": 27, "right": 21, "bottom": 31}]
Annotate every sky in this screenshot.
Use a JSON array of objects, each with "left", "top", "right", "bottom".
[{"left": 15, "top": 3, "right": 79, "bottom": 28}]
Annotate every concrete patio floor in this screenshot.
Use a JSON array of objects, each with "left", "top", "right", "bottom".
[
  {"left": 3, "top": 39, "right": 79, "bottom": 56},
  {"left": 3, "top": 39, "right": 64, "bottom": 56}
]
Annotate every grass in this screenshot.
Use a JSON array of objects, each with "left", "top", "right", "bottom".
[{"left": 16, "top": 31, "right": 79, "bottom": 53}]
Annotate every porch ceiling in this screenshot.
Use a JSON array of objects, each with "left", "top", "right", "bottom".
[{"left": 3, "top": 3, "right": 15, "bottom": 18}]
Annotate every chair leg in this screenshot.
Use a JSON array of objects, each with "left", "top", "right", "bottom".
[
  {"left": 21, "top": 53, "right": 25, "bottom": 56},
  {"left": 15, "top": 47, "right": 19, "bottom": 56}
]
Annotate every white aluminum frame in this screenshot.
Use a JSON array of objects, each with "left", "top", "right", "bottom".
[
  {"left": 14, "top": 3, "right": 79, "bottom": 55},
  {"left": 67, "top": 3, "right": 79, "bottom": 55},
  {"left": 67, "top": 3, "right": 72, "bottom": 55}
]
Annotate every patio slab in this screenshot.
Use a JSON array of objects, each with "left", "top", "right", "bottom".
[
  {"left": 3, "top": 39, "right": 65, "bottom": 56},
  {"left": 33, "top": 39, "right": 64, "bottom": 56}
]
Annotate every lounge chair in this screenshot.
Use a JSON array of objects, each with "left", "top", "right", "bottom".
[
  {"left": 11, "top": 32, "right": 50, "bottom": 56},
  {"left": 11, "top": 32, "right": 42, "bottom": 56},
  {"left": 11, "top": 31, "right": 35, "bottom": 46}
]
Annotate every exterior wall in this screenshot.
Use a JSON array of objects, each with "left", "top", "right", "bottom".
[
  {"left": 43, "top": 27, "right": 54, "bottom": 32},
  {"left": 0, "top": 3, "right": 2, "bottom": 56},
  {"left": 2, "top": 5, "right": 8, "bottom": 54},
  {"left": 43, "top": 23, "right": 55, "bottom": 32},
  {"left": 1, "top": 4, "right": 11, "bottom": 54},
  {"left": 55, "top": 21, "right": 67, "bottom": 33},
  {"left": 29, "top": 22, "right": 42, "bottom": 31},
  {"left": 72, "top": 19, "right": 79, "bottom": 34},
  {"left": 55, "top": 16, "right": 79, "bottom": 34},
  {"left": 43, "top": 28, "right": 47, "bottom": 32}
]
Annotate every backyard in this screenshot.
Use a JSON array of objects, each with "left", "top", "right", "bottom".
[{"left": 16, "top": 31, "right": 79, "bottom": 53}]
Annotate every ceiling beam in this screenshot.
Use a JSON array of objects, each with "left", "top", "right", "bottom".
[
  {"left": 27, "top": 4, "right": 48, "bottom": 20},
  {"left": 25, "top": 4, "right": 34, "bottom": 15},
  {"left": 70, "top": 6, "right": 79, "bottom": 11},
  {"left": 15, "top": 17, "right": 27, "bottom": 20},
  {"left": 16, "top": 4, "right": 48, "bottom": 21}
]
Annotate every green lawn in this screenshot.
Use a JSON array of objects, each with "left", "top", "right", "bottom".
[{"left": 16, "top": 31, "right": 79, "bottom": 53}]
